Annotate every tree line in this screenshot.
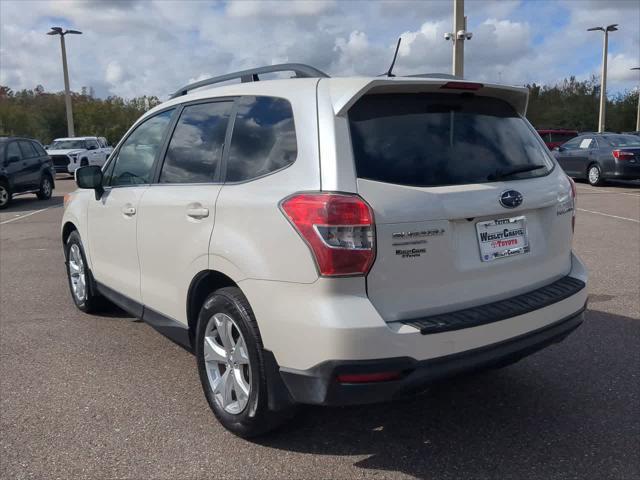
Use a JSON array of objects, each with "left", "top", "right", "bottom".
[{"left": 0, "top": 77, "right": 638, "bottom": 147}]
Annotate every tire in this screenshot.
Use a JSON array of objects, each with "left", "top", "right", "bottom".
[
  {"left": 0, "top": 179, "right": 11, "bottom": 209},
  {"left": 64, "top": 231, "right": 103, "bottom": 313},
  {"left": 195, "top": 287, "right": 290, "bottom": 437},
  {"left": 36, "top": 174, "right": 53, "bottom": 200},
  {"left": 587, "top": 163, "right": 604, "bottom": 186},
  {"left": 80, "top": 159, "right": 88, "bottom": 167}
]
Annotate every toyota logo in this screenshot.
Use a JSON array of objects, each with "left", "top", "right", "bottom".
[{"left": 499, "top": 190, "right": 523, "bottom": 209}]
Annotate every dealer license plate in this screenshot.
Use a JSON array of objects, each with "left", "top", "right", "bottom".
[{"left": 476, "top": 216, "right": 529, "bottom": 262}]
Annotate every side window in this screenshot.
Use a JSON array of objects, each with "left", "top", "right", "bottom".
[
  {"left": 97, "top": 138, "right": 106, "bottom": 148},
  {"left": 6, "top": 142, "right": 22, "bottom": 161},
  {"left": 562, "top": 137, "right": 582, "bottom": 150},
  {"left": 86, "top": 139, "right": 100, "bottom": 150},
  {"left": 32, "top": 142, "right": 47, "bottom": 157},
  {"left": 18, "top": 141, "right": 38, "bottom": 159},
  {"left": 159, "top": 101, "right": 232, "bottom": 184},
  {"left": 109, "top": 109, "right": 174, "bottom": 186},
  {"left": 578, "top": 138, "right": 593, "bottom": 149},
  {"left": 226, "top": 96, "right": 297, "bottom": 183}
]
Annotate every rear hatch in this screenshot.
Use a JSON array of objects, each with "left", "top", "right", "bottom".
[{"left": 347, "top": 90, "right": 575, "bottom": 322}]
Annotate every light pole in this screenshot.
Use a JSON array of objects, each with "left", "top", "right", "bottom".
[
  {"left": 588, "top": 24, "right": 618, "bottom": 133},
  {"left": 47, "top": 26, "right": 82, "bottom": 137},
  {"left": 632, "top": 67, "right": 640, "bottom": 131},
  {"left": 444, "top": 0, "right": 473, "bottom": 78}
]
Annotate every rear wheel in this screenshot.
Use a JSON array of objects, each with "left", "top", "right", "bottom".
[
  {"left": 587, "top": 163, "right": 604, "bottom": 186},
  {"left": 0, "top": 180, "right": 11, "bottom": 209},
  {"left": 36, "top": 174, "right": 53, "bottom": 200},
  {"left": 195, "top": 287, "right": 290, "bottom": 437}
]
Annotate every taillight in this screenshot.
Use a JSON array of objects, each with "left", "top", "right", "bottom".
[
  {"left": 280, "top": 192, "right": 375, "bottom": 276},
  {"left": 440, "top": 81, "right": 483, "bottom": 91},
  {"left": 568, "top": 176, "right": 577, "bottom": 233},
  {"left": 612, "top": 149, "right": 634, "bottom": 160}
]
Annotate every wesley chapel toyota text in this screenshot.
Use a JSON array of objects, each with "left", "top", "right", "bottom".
[{"left": 62, "top": 64, "right": 588, "bottom": 437}]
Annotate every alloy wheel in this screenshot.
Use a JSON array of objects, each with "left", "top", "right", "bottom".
[
  {"left": 588, "top": 166, "right": 600, "bottom": 185},
  {"left": 42, "top": 178, "right": 52, "bottom": 197},
  {"left": 203, "top": 313, "right": 252, "bottom": 414},
  {"left": 68, "top": 244, "right": 86, "bottom": 302},
  {"left": 0, "top": 186, "right": 8, "bottom": 206}
]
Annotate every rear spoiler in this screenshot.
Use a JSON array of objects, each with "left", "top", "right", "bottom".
[{"left": 326, "top": 77, "right": 529, "bottom": 117}]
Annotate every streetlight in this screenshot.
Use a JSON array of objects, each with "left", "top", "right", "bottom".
[
  {"left": 632, "top": 67, "right": 640, "bottom": 131},
  {"left": 47, "top": 26, "right": 82, "bottom": 137},
  {"left": 588, "top": 24, "right": 618, "bottom": 133},
  {"left": 444, "top": 0, "right": 473, "bottom": 78}
]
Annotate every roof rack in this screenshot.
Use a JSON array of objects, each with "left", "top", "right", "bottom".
[{"left": 171, "top": 63, "right": 330, "bottom": 98}]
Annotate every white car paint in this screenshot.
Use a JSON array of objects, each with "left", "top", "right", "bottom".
[
  {"left": 47, "top": 136, "right": 112, "bottom": 173},
  {"left": 62, "top": 74, "right": 588, "bottom": 409}
]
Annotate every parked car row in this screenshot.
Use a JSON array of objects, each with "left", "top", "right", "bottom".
[
  {"left": 46, "top": 136, "right": 113, "bottom": 175},
  {"left": 551, "top": 133, "right": 640, "bottom": 186},
  {"left": 0, "top": 136, "right": 55, "bottom": 209},
  {"left": 0, "top": 134, "right": 114, "bottom": 209}
]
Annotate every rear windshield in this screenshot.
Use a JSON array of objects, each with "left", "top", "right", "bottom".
[
  {"left": 601, "top": 135, "right": 640, "bottom": 147},
  {"left": 348, "top": 93, "right": 553, "bottom": 187}
]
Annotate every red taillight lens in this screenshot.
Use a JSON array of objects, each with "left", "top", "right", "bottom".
[
  {"left": 280, "top": 193, "right": 375, "bottom": 276},
  {"left": 441, "top": 81, "right": 483, "bottom": 91},
  {"left": 336, "top": 372, "right": 402, "bottom": 384},
  {"left": 612, "top": 149, "right": 634, "bottom": 160}
]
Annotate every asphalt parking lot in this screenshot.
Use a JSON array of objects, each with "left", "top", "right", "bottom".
[{"left": 1, "top": 176, "right": 638, "bottom": 480}]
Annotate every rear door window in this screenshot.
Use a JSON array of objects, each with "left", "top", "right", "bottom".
[
  {"left": 348, "top": 93, "right": 553, "bottom": 187},
  {"left": 159, "top": 101, "right": 232, "bottom": 184},
  {"left": 226, "top": 96, "right": 297, "bottom": 182},
  {"left": 32, "top": 142, "right": 47, "bottom": 157},
  {"left": 18, "top": 141, "right": 38, "bottom": 159}
]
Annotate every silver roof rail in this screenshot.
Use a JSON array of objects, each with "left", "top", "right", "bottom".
[
  {"left": 406, "top": 73, "right": 460, "bottom": 79},
  {"left": 171, "top": 63, "right": 330, "bottom": 98}
]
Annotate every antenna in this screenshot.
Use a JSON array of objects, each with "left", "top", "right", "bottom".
[{"left": 385, "top": 37, "right": 402, "bottom": 77}]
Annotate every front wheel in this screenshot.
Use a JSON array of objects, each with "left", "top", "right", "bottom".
[
  {"left": 36, "top": 174, "right": 53, "bottom": 200},
  {"left": 64, "top": 231, "right": 103, "bottom": 313},
  {"left": 587, "top": 164, "right": 604, "bottom": 186},
  {"left": 195, "top": 287, "right": 290, "bottom": 437}
]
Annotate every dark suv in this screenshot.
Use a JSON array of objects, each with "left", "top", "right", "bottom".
[{"left": 0, "top": 137, "right": 55, "bottom": 209}]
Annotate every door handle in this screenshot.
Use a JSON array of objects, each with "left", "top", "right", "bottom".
[
  {"left": 121, "top": 205, "right": 136, "bottom": 217},
  {"left": 186, "top": 207, "right": 209, "bottom": 219}
]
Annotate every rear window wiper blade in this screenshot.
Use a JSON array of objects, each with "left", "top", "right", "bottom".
[{"left": 488, "top": 164, "right": 547, "bottom": 181}]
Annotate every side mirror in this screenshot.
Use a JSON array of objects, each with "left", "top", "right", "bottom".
[{"left": 75, "top": 165, "right": 104, "bottom": 200}]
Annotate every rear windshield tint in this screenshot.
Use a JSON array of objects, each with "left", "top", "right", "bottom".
[
  {"left": 348, "top": 93, "right": 553, "bottom": 187},
  {"left": 601, "top": 135, "right": 640, "bottom": 147}
]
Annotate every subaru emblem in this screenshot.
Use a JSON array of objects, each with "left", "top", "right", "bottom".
[{"left": 499, "top": 190, "right": 523, "bottom": 209}]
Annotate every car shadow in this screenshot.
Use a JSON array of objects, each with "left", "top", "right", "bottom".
[
  {"left": 255, "top": 309, "right": 640, "bottom": 479},
  {"left": 2, "top": 194, "right": 64, "bottom": 213}
]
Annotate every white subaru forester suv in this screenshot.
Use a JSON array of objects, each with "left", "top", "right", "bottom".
[{"left": 62, "top": 64, "right": 588, "bottom": 437}]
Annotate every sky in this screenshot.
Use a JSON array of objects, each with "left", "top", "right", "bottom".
[{"left": 1, "top": 0, "right": 639, "bottom": 100}]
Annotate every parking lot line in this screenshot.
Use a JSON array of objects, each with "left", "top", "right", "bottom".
[
  {"left": 577, "top": 208, "right": 639, "bottom": 224},
  {"left": 0, "top": 206, "right": 58, "bottom": 225},
  {"left": 575, "top": 187, "right": 640, "bottom": 198}
]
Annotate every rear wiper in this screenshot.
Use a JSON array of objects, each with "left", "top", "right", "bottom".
[{"left": 487, "top": 164, "right": 547, "bottom": 181}]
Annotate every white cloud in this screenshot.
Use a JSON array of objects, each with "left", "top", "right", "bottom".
[{"left": 0, "top": 0, "right": 638, "bottom": 100}]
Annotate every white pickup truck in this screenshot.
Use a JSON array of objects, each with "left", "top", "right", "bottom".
[{"left": 47, "top": 136, "right": 113, "bottom": 175}]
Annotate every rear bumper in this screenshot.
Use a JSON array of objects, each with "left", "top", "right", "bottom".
[
  {"left": 279, "top": 303, "right": 585, "bottom": 406},
  {"left": 611, "top": 162, "right": 640, "bottom": 180}
]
